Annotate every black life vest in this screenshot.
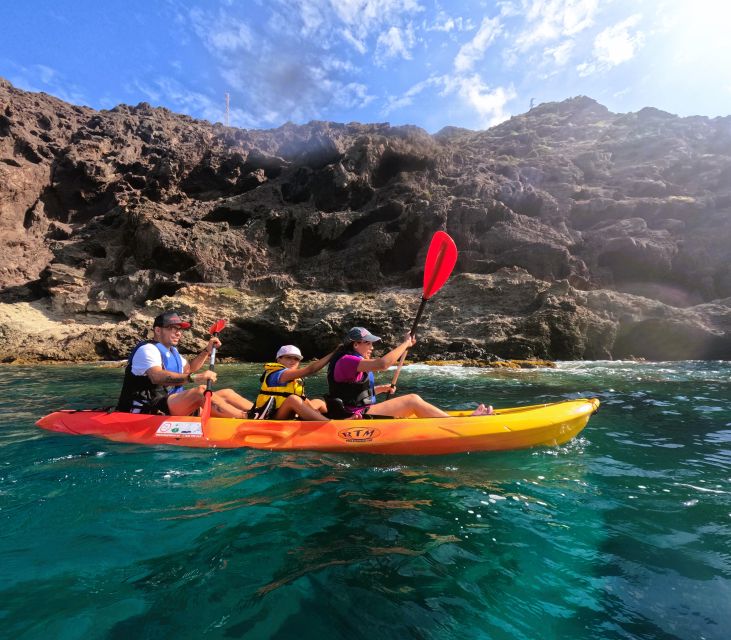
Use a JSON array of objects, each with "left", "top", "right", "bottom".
[
  {"left": 325, "top": 348, "right": 375, "bottom": 416},
  {"left": 116, "top": 341, "right": 183, "bottom": 413}
]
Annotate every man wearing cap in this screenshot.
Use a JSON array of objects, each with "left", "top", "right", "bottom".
[
  {"left": 251, "top": 345, "right": 334, "bottom": 420},
  {"left": 116, "top": 310, "right": 252, "bottom": 417},
  {"left": 326, "top": 326, "right": 492, "bottom": 418}
]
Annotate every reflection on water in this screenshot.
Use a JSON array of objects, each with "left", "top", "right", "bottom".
[{"left": 0, "top": 361, "right": 730, "bottom": 639}]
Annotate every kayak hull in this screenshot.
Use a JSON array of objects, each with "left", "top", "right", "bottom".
[{"left": 36, "top": 398, "right": 599, "bottom": 455}]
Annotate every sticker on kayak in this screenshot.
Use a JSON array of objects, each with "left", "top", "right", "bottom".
[
  {"left": 337, "top": 427, "right": 381, "bottom": 443},
  {"left": 155, "top": 421, "right": 203, "bottom": 438}
]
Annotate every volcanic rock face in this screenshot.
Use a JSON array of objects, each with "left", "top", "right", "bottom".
[{"left": 1, "top": 78, "right": 730, "bottom": 362}]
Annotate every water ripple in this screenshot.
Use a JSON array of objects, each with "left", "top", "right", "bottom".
[{"left": 1, "top": 362, "right": 730, "bottom": 639}]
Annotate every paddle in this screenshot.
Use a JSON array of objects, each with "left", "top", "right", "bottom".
[
  {"left": 199, "top": 318, "right": 227, "bottom": 428},
  {"left": 389, "top": 230, "right": 458, "bottom": 388}
]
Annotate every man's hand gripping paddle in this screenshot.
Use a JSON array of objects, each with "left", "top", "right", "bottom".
[
  {"left": 390, "top": 231, "right": 458, "bottom": 389},
  {"left": 199, "top": 318, "right": 226, "bottom": 429}
]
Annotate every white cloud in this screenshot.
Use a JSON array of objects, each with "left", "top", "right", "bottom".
[
  {"left": 36, "top": 64, "right": 56, "bottom": 84},
  {"left": 382, "top": 71, "right": 516, "bottom": 127},
  {"left": 179, "top": 2, "right": 385, "bottom": 126},
  {"left": 269, "top": 0, "right": 423, "bottom": 44},
  {"left": 375, "top": 24, "right": 416, "bottom": 64},
  {"left": 267, "top": 1, "right": 425, "bottom": 60},
  {"left": 211, "top": 24, "right": 254, "bottom": 52},
  {"left": 220, "top": 57, "right": 375, "bottom": 126},
  {"left": 321, "top": 56, "right": 359, "bottom": 73},
  {"left": 177, "top": 0, "right": 510, "bottom": 129},
  {"left": 129, "top": 76, "right": 270, "bottom": 127},
  {"left": 514, "top": 0, "right": 598, "bottom": 51},
  {"left": 431, "top": 13, "right": 455, "bottom": 32},
  {"left": 497, "top": 0, "right": 524, "bottom": 18},
  {"left": 8, "top": 63, "right": 87, "bottom": 106},
  {"left": 341, "top": 28, "right": 368, "bottom": 54},
  {"left": 382, "top": 75, "right": 442, "bottom": 115},
  {"left": 189, "top": 8, "right": 254, "bottom": 55},
  {"left": 330, "top": 0, "right": 424, "bottom": 39},
  {"left": 130, "top": 80, "right": 161, "bottom": 104},
  {"left": 577, "top": 14, "right": 644, "bottom": 76},
  {"left": 130, "top": 75, "right": 308, "bottom": 130},
  {"left": 439, "top": 12, "right": 516, "bottom": 128},
  {"left": 593, "top": 14, "right": 643, "bottom": 66},
  {"left": 442, "top": 74, "right": 516, "bottom": 127},
  {"left": 336, "top": 82, "right": 376, "bottom": 109},
  {"left": 131, "top": 77, "right": 219, "bottom": 117},
  {"left": 297, "top": 0, "right": 326, "bottom": 36},
  {"left": 427, "top": 11, "right": 474, "bottom": 32},
  {"left": 454, "top": 16, "right": 501, "bottom": 72},
  {"left": 544, "top": 39, "right": 574, "bottom": 66}
]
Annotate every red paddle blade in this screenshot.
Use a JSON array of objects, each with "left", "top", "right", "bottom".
[
  {"left": 209, "top": 319, "right": 226, "bottom": 335},
  {"left": 422, "top": 231, "right": 458, "bottom": 299},
  {"left": 200, "top": 391, "right": 212, "bottom": 426}
]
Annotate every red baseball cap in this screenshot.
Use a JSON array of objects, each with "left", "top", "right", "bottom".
[{"left": 153, "top": 311, "right": 191, "bottom": 329}]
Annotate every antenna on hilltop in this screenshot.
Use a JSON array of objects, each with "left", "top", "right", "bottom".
[
  {"left": 529, "top": 98, "right": 535, "bottom": 110},
  {"left": 225, "top": 92, "right": 230, "bottom": 127}
]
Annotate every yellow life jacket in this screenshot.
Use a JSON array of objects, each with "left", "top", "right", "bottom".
[{"left": 254, "top": 362, "right": 306, "bottom": 410}]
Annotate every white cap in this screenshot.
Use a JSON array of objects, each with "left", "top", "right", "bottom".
[{"left": 276, "top": 345, "right": 303, "bottom": 360}]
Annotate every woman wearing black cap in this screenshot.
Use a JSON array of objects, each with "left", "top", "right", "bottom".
[{"left": 325, "top": 327, "right": 492, "bottom": 419}]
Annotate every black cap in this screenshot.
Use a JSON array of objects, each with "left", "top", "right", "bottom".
[{"left": 153, "top": 311, "right": 191, "bottom": 329}]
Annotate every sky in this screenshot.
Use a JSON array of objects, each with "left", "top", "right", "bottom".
[{"left": 1, "top": 0, "right": 730, "bottom": 133}]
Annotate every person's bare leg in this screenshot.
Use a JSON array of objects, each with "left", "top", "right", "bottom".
[
  {"left": 368, "top": 394, "right": 494, "bottom": 418},
  {"left": 367, "top": 394, "right": 450, "bottom": 418},
  {"left": 166, "top": 387, "right": 250, "bottom": 419},
  {"left": 209, "top": 397, "right": 249, "bottom": 419},
  {"left": 166, "top": 387, "right": 206, "bottom": 416},
  {"left": 306, "top": 398, "right": 328, "bottom": 413},
  {"left": 214, "top": 388, "right": 253, "bottom": 412},
  {"left": 275, "top": 396, "right": 328, "bottom": 421}
]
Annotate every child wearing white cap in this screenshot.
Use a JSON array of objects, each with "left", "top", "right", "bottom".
[{"left": 251, "top": 345, "right": 335, "bottom": 420}]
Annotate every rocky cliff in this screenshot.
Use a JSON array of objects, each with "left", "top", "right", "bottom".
[{"left": 1, "top": 78, "right": 730, "bottom": 362}]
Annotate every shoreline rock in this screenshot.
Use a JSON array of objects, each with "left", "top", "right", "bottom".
[
  {"left": 2, "top": 270, "right": 731, "bottom": 363},
  {"left": 422, "top": 359, "right": 556, "bottom": 368},
  {"left": 1, "top": 80, "right": 730, "bottom": 361},
  {"left": 0, "top": 356, "right": 556, "bottom": 369}
]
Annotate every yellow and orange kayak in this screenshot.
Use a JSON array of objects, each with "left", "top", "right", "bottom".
[{"left": 36, "top": 398, "right": 599, "bottom": 455}]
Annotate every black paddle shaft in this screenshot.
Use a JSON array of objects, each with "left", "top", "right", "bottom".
[
  {"left": 409, "top": 297, "right": 428, "bottom": 336},
  {"left": 390, "top": 297, "right": 428, "bottom": 389}
]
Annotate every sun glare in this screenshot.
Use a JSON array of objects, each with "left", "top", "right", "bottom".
[
  {"left": 659, "top": 0, "right": 731, "bottom": 58},
  {"left": 638, "top": 0, "right": 731, "bottom": 114}
]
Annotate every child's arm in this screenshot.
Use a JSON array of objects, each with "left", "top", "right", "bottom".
[{"left": 278, "top": 349, "right": 336, "bottom": 383}]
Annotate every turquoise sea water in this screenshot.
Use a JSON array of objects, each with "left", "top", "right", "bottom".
[{"left": 1, "top": 361, "right": 730, "bottom": 640}]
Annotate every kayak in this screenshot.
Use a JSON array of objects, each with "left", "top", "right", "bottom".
[{"left": 36, "top": 398, "right": 599, "bottom": 455}]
